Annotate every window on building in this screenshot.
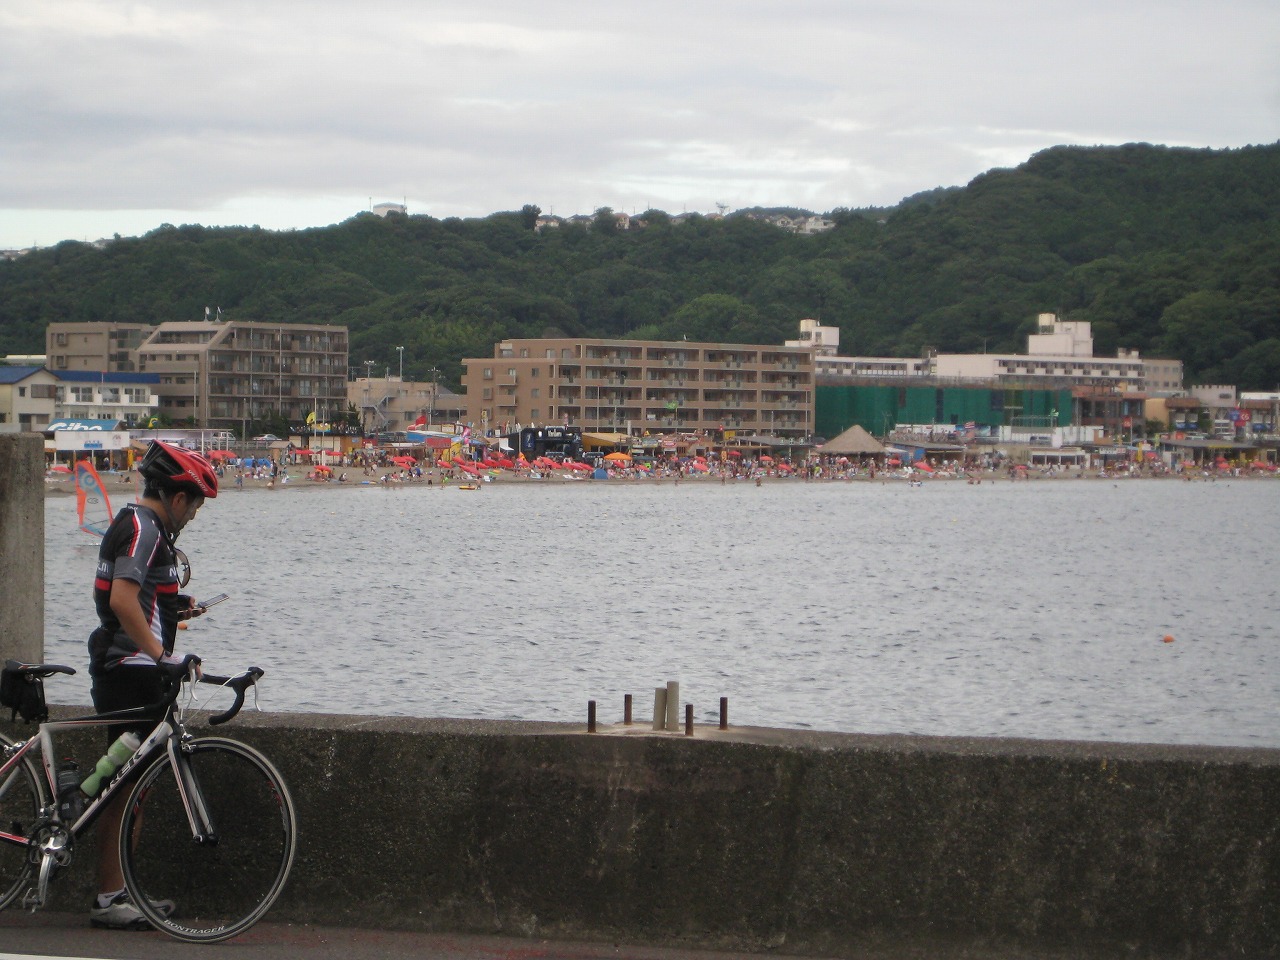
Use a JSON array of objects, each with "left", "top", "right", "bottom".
[
  {"left": 530, "top": 409, "right": 539, "bottom": 420},
  {"left": 531, "top": 388, "right": 540, "bottom": 399},
  {"left": 483, "top": 368, "right": 493, "bottom": 379}
]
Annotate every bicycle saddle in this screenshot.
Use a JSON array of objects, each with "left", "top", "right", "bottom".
[{"left": 3, "top": 660, "right": 77, "bottom": 678}]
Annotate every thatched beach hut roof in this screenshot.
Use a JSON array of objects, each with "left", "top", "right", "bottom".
[{"left": 819, "top": 424, "right": 885, "bottom": 456}]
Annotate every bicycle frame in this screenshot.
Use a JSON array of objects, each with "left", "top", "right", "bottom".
[{"left": 1, "top": 674, "right": 233, "bottom": 910}]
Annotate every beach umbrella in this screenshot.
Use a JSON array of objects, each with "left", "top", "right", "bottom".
[
  {"left": 759, "top": 455, "right": 774, "bottom": 463},
  {"left": 603, "top": 452, "right": 631, "bottom": 462}
]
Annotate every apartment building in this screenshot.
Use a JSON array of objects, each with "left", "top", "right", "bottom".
[
  {"left": 0, "top": 367, "right": 158, "bottom": 432},
  {"left": 932, "top": 316, "right": 1182, "bottom": 393},
  {"left": 348, "top": 376, "right": 468, "bottom": 434},
  {"left": 808, "top": 315, "right": 1183, "bottom": 394},
  {"left": 45, "top": 322, "right": 155, "bottom": 372},
  {"left": 462, "top": 338, "right": 815, "bottom": 439},
  {"left": 52, "top": 371, "right": 160, "bottom": 426},
  {"left": 0, "top": 366, "right": 58, "bottom": 432},
  {"left": 46, "top": 320, "right": 349, "bottom": 432}
]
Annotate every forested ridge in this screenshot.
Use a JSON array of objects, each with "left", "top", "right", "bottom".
[{"left": 3, "top": 141, "right": 1278, "bottom": 390}]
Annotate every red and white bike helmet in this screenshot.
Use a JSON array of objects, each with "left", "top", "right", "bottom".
[{"left": 138, "top": 440, "right": 219, "bottom": 499}]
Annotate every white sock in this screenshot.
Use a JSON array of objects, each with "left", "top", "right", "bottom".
[{"left": 96, "top": 888, "right": 124, "bottom": 908}]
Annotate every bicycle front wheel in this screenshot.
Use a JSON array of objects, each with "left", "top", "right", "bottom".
[
  {"left": 0, "top": 734, "right": 47, "bottom": 912},
  {"left": 120, "top": 736, "right": 296, "bottom": 943}
]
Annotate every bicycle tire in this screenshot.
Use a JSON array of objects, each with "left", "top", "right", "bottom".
[
  {"left": 120, "top": 736, "right": 296, "bottom": 943},
  {"left": 0, "top": 733, "right": 47, "bottom": 912}
]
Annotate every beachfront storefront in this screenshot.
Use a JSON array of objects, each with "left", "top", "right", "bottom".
[
  {"left": 1029, "top": 448, "right": 1088, "bottom": 468},
  {"left": 44, "top": 418, "right": 132, "bottom": 469},
  {"left": 1159, "top": 436, "right": 1262, "bottom": 467}
]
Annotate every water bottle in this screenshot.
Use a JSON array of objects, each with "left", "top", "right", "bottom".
[
  {"left": 56, "top": 761, "right": 86, "bottom": 822},
  {"left": 79, "top": 731, "right": 141, "bottom": 797}
]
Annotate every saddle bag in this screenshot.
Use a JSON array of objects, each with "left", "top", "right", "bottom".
[{"left": 1, "top": 661, "right": 49, "bottom": 724}]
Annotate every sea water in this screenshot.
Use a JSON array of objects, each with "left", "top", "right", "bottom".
[{"left": 42, "top": 477, "right": 1280, "bottom": 748}]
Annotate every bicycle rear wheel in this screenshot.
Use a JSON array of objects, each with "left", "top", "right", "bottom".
[
  {"left": 0, "top": 734, "right": 47, "bottom": 912},
  {"left": 120, "top": 737, "right": 296, "bottom": 943}
]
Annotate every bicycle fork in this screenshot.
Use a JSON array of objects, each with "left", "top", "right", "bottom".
[{"left": 169, "top": 738, "right": 218, "bottom": 845}]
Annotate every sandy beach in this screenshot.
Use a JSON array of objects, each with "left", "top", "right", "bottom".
[{"left": 42, "top": 463, "right": 1272, "bottom": 497}]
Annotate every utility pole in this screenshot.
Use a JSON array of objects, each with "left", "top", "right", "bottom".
[{"left": 363, "top": 361, "right": 375, "bottom": 435}]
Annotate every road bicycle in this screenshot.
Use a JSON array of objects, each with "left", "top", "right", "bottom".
[{"left": 0, "top": 657, "right": 296, "bottom": 943}]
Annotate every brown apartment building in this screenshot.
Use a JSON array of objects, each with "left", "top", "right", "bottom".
[
  {"left": 461, "top": 337, "right": 815, "bottom": 439},
  {"left": 47, "top": 320, "right": 348, "bottom": 432}
]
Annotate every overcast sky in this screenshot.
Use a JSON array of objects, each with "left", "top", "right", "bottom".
[{"left": 2, "top": 0, "right": 1277, "bottom": 249}]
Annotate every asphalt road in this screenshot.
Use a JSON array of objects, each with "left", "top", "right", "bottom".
[{"left": 0, "top": 912, "right": 819, "bottom": 960}]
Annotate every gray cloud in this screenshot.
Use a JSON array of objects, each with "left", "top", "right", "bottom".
[{"left": 1, "top": 0, "right": 1277, "bottom": 246}]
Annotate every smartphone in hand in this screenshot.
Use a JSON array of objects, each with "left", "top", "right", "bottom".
[{"left": 197, "top": 593, "right": 230, "bottom": 610}]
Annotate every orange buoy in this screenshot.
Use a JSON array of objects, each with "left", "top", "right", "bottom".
[
  {"left": 1162, "top": 634, "right": 1174, "bottom": 643},
  {"left": 177, "top": 622, "right": 188, "bottom": 630}
]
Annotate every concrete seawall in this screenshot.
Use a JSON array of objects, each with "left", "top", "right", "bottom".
[{"left": 11, "top": 711, "right": 1277, "bottom": 958}]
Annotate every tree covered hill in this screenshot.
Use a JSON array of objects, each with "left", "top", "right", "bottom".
[{"left": 3, "top": 141, "right": 1278, "bottom": 390}]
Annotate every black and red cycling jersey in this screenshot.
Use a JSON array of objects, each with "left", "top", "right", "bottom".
[{"left": 89, "top": 503, "right": 183, "bottom": 676}]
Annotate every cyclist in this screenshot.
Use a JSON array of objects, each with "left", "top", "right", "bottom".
[{"left": 85, "top": 440, "right": 218, "bottom": 929}]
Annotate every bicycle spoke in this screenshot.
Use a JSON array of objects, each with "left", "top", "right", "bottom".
[
  {"left": 121, "top": 738, "right": 296, "bottom": 943},
  {"left": 0, "top": 740, "right": 45, "bottom": 912}
]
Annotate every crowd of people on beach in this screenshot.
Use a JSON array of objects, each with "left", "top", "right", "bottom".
[{"left": 45, "top": 446, "right": 1279, "bottom": 492}]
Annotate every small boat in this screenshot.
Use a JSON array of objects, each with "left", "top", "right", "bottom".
[{"left": 457, "top": 483, "right": 479, "bottom": 490}]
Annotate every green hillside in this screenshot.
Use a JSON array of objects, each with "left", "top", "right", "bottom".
[{"left": 3, "top": 142, "right": 1278, "bottom": 390}]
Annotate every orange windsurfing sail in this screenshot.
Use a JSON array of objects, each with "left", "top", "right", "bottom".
[{"left": 74, "top": 459, "right": 114, "bottom": 537}]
